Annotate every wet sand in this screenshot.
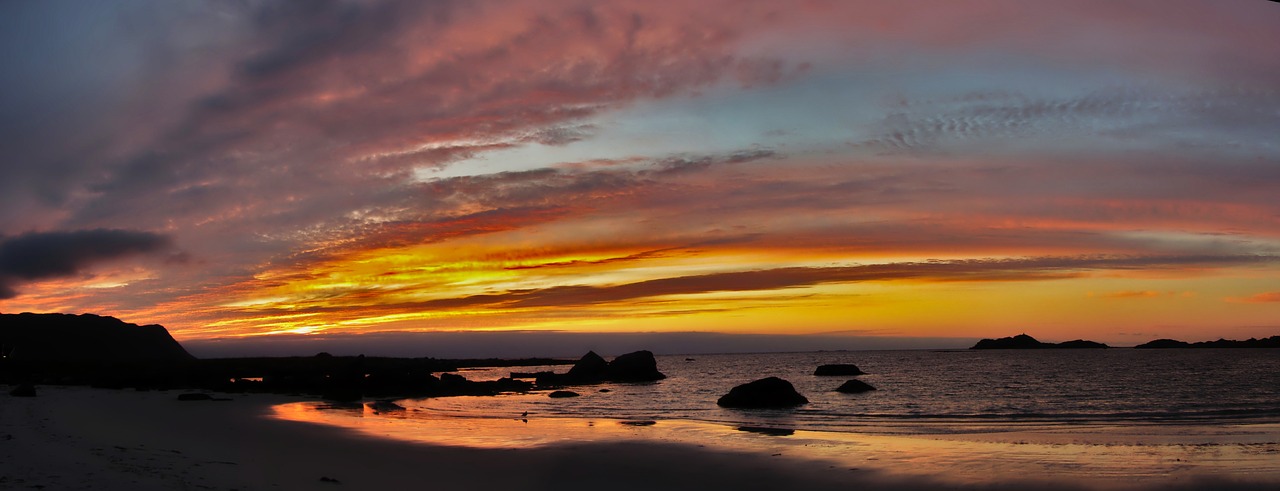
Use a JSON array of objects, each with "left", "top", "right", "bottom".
[{"left": 3, "top": 386, "right": 1277, "bottom": 490}]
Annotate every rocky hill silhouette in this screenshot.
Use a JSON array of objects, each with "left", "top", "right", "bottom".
[
  {"left": 970, "top": 333, "right": 1108, "bottom": 349},
  {"left": 1, "top": 312, "right": 193, "bottom": 362}
]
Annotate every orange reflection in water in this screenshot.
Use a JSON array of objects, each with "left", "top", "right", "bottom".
[{"left": 274, "top": 401, "right": 1280, "bottom": 487}]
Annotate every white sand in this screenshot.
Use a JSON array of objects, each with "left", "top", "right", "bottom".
[{"left": 3, "top": 386, "right": 1277, "bottom": 491}]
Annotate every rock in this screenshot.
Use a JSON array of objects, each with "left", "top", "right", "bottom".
[
  {"left": 605, "top": 350, "right": 666, "bottom": 382},
  {"left": 619, "top": 420, "right": 656, "bottom": 426},
  {"left": 439, "top": 372, "right": 467, "bottom": 385},
  {"left": 598, "top": 388, "right": 611, "bottom": 393},
  {"left": 321, "top": 385, "right": 362, "bottom": 402},
  {"left": 510, "top": 370, "right": 554, "bottom": 379},
  {"left": 567, "top": 351, "right": 609, "bottom": 379},
  {"left": 737, "top": 426, "right": 795, "bottom": 436},
  {"left": 716, "top": 377, "right": 808, "bottom": 408},
  {"left": 536, "top": 350, "right": 667, "bottom": 386},
  {"left": 9, "top": 384, "right": 36, "bottom": 397},
  {"left": 835, "top": 379, "right": 876, "bottom": 393},
  {"left": 548, "top": 390, "right": 580, "bottom": 398},
  {"left": 814, "top": 364, "right": 864, "bottom": 376},
  {"left": 176, "top": 393, "right": 213, "bottom": 401},
  {"left": 366, "top": 400, "right": 405, "bottom": 413}
]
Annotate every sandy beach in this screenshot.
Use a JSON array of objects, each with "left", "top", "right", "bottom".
[
  {"left": 0, "top": 386, "right": 892, "bottom": 491},
  {"left": 3, "top": 386, "right": 1277, "bottom": 491}
]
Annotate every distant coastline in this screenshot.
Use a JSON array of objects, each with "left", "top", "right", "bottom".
[
  {"left": 971, "top": 333, "right": 1280, "bottom": 350},
  {"left": 1133, "top": 336, "right": 1280, "bottom": 349},
  {"left": 970, "top": 334, "right": 1108, "bottom": 349}
]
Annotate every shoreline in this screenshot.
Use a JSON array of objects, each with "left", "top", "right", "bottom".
[
  {"left": 4, "top": 386, "right": 1278, "bottom": 490},
  {"left": 0, "top": 386, "right": 901, "bottom": 491}
]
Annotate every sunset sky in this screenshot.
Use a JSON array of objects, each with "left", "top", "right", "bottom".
[{"left": 1, "top": 0, "right": 1278, "bottom": 352}]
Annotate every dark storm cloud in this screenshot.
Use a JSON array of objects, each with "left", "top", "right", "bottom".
[{"left": 0, "top": 229, "right": 173, "bottom": 299}]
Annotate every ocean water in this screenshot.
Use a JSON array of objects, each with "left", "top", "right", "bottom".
[
  {"left": 426, "top": 349, "right": 1280, "bottom": 432},
  {"left": 274, "top": 349, "right": 1280, "bottom": 485}
]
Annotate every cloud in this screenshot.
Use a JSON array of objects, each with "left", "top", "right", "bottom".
[
  {"left": 853, "top": 87, "right": 1280, "bottom": 156},
  {"left": 1227, "top": 292, "right": 1280, "bottom": 304},
  {"left": 388, "top": 254, "right": 1277, "bottom": 311},
  {"left": 0, "top": 229, "right": 174, "bottom": 299},
  {"left": 1092, "top": 290, "right": 1166, "bottom": 299}
]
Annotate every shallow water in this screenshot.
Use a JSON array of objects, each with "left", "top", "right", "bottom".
[
  {"left": 274, "top": 349, "right": 1280, "bottom": 487},
  {"left": 430, "top": 349, "right": 1280, "bottom": 431}
]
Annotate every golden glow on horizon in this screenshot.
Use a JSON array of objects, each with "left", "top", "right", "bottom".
[{"left": 56, "top": 222, "right": 1265, "bottom": 343}]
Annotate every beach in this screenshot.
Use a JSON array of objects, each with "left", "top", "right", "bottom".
[
  {"left": 0, "top": 386, "right": 887, "bottom": 491},
  {"left": 4, "top": 386, "right": 1278, "bottom": 491}
]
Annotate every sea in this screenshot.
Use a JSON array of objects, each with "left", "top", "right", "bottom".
[{"left": 274, "top": 349, "right": 1280, "bottom": 486}]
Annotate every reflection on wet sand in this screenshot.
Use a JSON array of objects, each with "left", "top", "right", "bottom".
[{"left": 274, "top": 401, "right": 1280, "bottom": 488}]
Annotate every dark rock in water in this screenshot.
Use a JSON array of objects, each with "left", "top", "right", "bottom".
[
  {"left": 619, "top": 420, "right": 656, "bottom": 426},
  {"left": 0, "top": 313, "right": 193, "bottom": 362},
  {"left": 9, "top": 383, "right": 37, "bottom": 397},
  {"left": 177, "top": 392, "right": 213, "bottom": 401},
  {"left": 971, "top": 334, "right": 1108, "bottom": 349},
  {"left": 535, "top": 350, "right": 667, "bottom": 386},
  {"left": 321, "top": 386, "right": 362, "bottom": 403},
  {"left": 439, "top": 372, "right": 467, "bottom": 385},
  {"left": 737, "top": 426, "right": 795, "bottom": 436},
  {"left": 548, "top": 390, "right": 580, "bottom": 398},
  {"left": 567, "top": 351, "right": 609, "bottom": 379},
  {"left": 510, "top": 370, "right": 554, "bottom": 379},
  {"left": 835, "top": 379, "right": 876, "bottom": 393},
  {"left": 598, "top": 388, "right": 611, "bottom": 393},
  {"left": 366, "top": 400, "right": 405, "bottom": 413},
  {"left": 605, "top": 350, "right": 666, "bottom": 382},
  {"left": 814, "top": 364, "right": 864, "bottom": 376},
  {"left": 717, "top": 377, "right": 808, "bottom": 408}
]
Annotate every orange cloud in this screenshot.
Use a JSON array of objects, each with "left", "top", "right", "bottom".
[{"left": 1227, "top": 292, "right": 1280, "bottom": 304}]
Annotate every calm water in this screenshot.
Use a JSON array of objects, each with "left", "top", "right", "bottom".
[
  {"left": 425, "top": 349, "right": 1280, "bottom": 433},
  {"left": 275, "top": 349, "right": 1280, "bottom": 484}
]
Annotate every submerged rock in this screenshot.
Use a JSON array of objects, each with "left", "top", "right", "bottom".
[
  {"left": 835, "top": 379, "right": 876, "bottom": 393},
  {"left": 814, "top": 364, "right": 865, "bottom": 376},
  {"left": 366, "top": 400, "right": 406, "bottom": 413},
  {"left": 737, "top": 426, "right": 795, "bottom": 436},
  {"left": 548, "top": 390, "right": 581, "bottom": 398},
  {"left": 717, "top": 377, "right": 808, "bottom": 408}
]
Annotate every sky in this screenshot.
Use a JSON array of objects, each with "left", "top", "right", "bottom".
[{"left": 1, "top": 0, "right": 1279, "bottom": 355}]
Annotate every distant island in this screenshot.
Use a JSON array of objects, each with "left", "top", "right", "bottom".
[
  {"left": 970, "top": 334, "right": 1108, "bottom": 349},
  {"left": 1134, "top": 336, "right": 1280, "bottom": 349},
  {"left": 971, "top": 333, "right": 1280, "bottom": 349}
]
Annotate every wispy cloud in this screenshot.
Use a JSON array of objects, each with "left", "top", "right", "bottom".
[{"left": 1227, "top": 292, "right": 1280, "bottom": 304}]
